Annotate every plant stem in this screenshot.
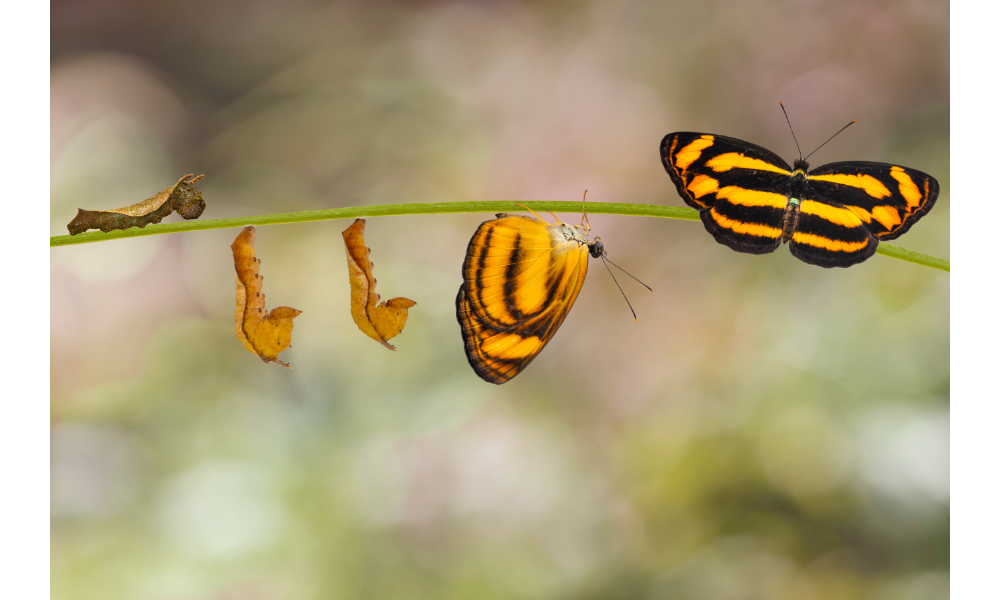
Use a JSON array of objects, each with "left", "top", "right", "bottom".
[{"left": 49, "top": 200, "right": 949, "bottom": 272}]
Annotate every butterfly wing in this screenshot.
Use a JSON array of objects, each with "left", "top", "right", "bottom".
[
  {"left": 457, "top": 214, "right": 590, "bottom": 384},
  {"left": 807, "top": 161, "right": 939, "bottom": 241},
  {"left": 661, "top": 132, "right": 793, "bottom": 255}
]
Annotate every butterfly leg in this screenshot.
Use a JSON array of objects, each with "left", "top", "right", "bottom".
[{"left": 516, "top": 204, "right": 552, "bottom": 224}]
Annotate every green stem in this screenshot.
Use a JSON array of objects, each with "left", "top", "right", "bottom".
[{"left": 49, "top": 200, "right": 949, "bottom": 272}]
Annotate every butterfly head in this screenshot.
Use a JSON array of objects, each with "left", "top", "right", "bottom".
[
  {"left": 792, "top": 158, "right": 810, "bottom": 177},
  {"left": 588, "top": 236, "right": 605, "bottom": 258}
]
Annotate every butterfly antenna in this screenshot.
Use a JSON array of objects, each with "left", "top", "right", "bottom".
[
  {"left": 603, "top": 254, "right": 652, "bottom": 291},
  {"left": 779, "top": 101, "right": 803, "bottom": 161},
  {"left": 804, "top": 119, "right": 858, "bottom": 161},
  {"left": 601, "top": 255, "right": 637, "bottom": 321}
]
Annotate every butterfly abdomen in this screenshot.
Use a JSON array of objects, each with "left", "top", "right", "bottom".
[{"left": 781, "top": 198, "right": 800, "bottom": 244}]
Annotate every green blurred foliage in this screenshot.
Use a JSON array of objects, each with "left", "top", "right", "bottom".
[{"left": 51, "top": 0, "right": 948, "bottom": 598}]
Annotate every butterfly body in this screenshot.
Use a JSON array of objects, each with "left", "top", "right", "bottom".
[
  {"left": 661, "top": 132, "right": 939, "bottom": 268},
  {"left": 457, "top": 213, "right": 602, "bottom": 384}
]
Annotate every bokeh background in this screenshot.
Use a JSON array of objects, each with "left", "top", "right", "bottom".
[{"left": 51, "top": 1, "right": 949, "bottom": 598}]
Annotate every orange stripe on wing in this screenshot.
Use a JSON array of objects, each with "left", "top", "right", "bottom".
[
  {"left": 810, "top": 173, "right": 892, "bottom": 199},
  {"left": 687, "top": 174, "right": 720, "bottom": 199},
  {"left": 708, "top": 208, "right": 782, "bottom": 238},
  {"left": 890, "top": 166, "right": 923, "bottom": 207},
  {"left": 871, "top": 205, "right": 902, "bottom": 230},
  {"left": 673, "top": 136, "right": 714, "bottom": 171},
  {"left": 717, "top": 187, "right": 787, "bottom": 209},
  {"left": 706, "top": 153, "right": 791, "bottom": 175},
  {"left": 799, "top": 200, "right": 865, "bottom": 227},
  {"left": 791, "top": 232, "right": 870, "bottom": 253}
]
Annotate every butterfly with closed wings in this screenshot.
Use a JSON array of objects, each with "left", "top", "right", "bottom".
[{"left": 456, "top": 196, "right": 648, "bottom": 384}]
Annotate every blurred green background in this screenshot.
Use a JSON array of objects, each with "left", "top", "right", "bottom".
[{"left": 51, "top": 1, "right": 949, "bottom": 598}]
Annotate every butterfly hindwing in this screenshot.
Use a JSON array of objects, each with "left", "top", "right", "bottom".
[
  {"left": 661, "top": 131, "right": 939, "bottom": 268},
  {"left": 457, "top": 214, "right": 590, "bottom": 384},
  {"left": 699, "top": 187, "right": 786, "bottom": 255},
  {"left": 787, "top": 196, "right": 879, "bottom": 267}
]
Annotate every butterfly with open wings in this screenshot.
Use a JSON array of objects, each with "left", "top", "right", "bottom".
[{"left": 660, "top": 112, "right": 939, "bottom": 268}]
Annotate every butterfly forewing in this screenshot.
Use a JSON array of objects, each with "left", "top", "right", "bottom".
[
  {"left": 464, "top": 214, "right": 569, "bottom": 327},
  {"left": 661, "top": 132, "right": 792, "bottom": 209},
  {"left": 807, "top": 161, "right": 939, "bottom": 241},
  {"left": 457, "top": 214, "right": 590, "bottom": 384}
]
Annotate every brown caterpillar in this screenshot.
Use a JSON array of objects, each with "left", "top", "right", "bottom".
[{"left": 66, "top": 174, "right": 206, "bottom": 235}]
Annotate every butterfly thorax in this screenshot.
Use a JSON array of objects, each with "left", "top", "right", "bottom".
[
  {"left": 788, "top": 167, "right": 810, "bottom": 197},
  {"left": 553, "top": 223, "right": 598, "bottom": 255},
  {"left": 554, "top": 223, "right": 605, "bottom": 258}
]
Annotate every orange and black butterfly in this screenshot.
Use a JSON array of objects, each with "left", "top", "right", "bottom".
[
  {"left": 456, "top": 200, "right": 646, "bottom": 384},
  {"left": 660, "top": 116, "right": 938, "bottom": 268}
]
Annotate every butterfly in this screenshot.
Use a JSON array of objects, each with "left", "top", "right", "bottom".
[
  {"left": 456, "top": 199, "right": 645, "bottom": 384},
  {"left": 660, "top": 116, "right": 939, "bottom": 268}
]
